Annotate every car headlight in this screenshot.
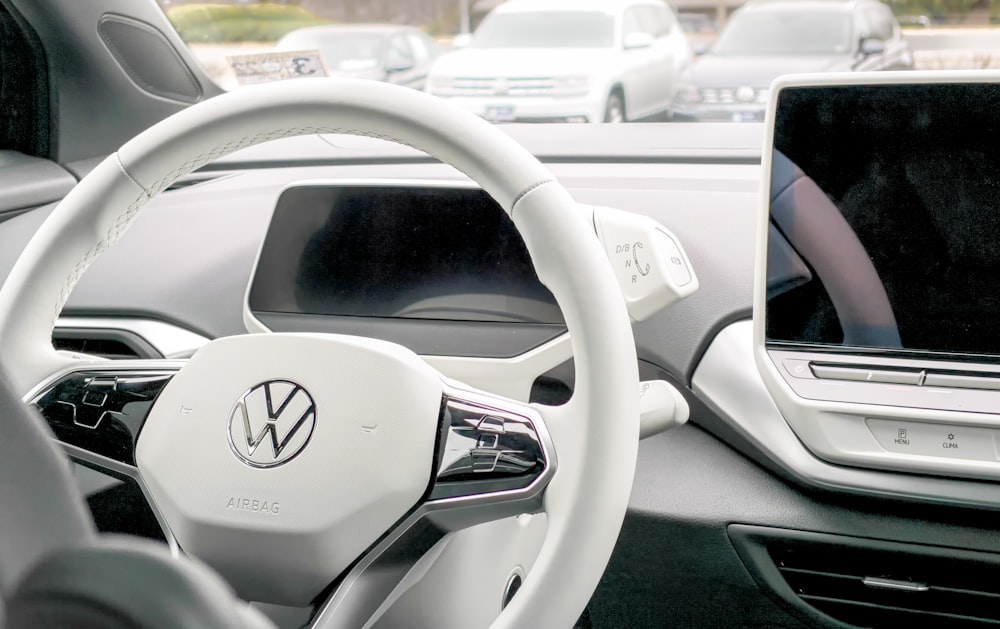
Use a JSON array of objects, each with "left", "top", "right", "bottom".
[{"left": 675, "top": 82, "right": 702, "bottom": 104}]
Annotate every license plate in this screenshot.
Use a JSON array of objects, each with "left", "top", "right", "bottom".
[
  {"left": 731, "top": 111, "right": 759, "bottom": 123},
  {"left": 484, "top": 105, "right": 516, "bottom": 122}
]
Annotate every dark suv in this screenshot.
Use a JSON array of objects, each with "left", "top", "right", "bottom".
[{"left": 671, "top": 0, "right": 913, "bottom": 122}]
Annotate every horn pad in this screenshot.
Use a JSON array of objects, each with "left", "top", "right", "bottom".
[{"left": 136, "top": 333, "right": 443, "bottom": 605}]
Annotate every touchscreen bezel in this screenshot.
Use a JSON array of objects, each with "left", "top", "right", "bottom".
[
  {"left": 751, "top": 71, "right": 1000, "bottom": 482},
  {"left": 754, "top": 70, "right": 1000, "bottom": 362}
]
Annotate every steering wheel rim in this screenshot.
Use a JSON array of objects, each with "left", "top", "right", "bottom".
[{"left": 0, "top": 78, "right": 639, "bottom": 628}]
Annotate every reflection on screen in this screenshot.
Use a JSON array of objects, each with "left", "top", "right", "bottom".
[
  {"left": 766, "top": 83, "right": 1000, "bottom": 358},
  {"left": 250, "top": 185, "right": 563, "bottom": 324}
]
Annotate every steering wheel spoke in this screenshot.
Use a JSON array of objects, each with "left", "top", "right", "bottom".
[
  {"left": 28, "top": 360, "right": 182, "bottom": 467},
  {"left": 309, "top": 381, "right": 558, "bottom": 629},
  {"left": 432, "top": 384, "right": 553, "bottom": 499}
]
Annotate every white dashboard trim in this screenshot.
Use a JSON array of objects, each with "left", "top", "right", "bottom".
[
  {"left": 426, "top": 333, "right": 572, "bottom": 402},
  {"left": 695, "top": 320, "right": 1000, "bottom": 510}
]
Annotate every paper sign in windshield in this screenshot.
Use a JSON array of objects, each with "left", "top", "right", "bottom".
[{"left": 227, "top": 51, "right": 328, "bottom": 85}]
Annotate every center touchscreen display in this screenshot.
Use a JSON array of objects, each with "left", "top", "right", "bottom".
[
  {"left": 249, "top": 185, "right": 563, "bottom": 324},
  {"left": 766, "top": 83, "right": 1000, "bottom": 358}
]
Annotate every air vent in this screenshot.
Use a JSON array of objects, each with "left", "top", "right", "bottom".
[
  {"left": 730, "top": 524, "right": 1000, "bottom": 628},
  {"left": 52, "top": 329, "right": 160, "bottom": 360}
]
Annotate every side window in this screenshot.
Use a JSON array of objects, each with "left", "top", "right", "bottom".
[{"left": 386, "top": 36, "right": 413, "bottom": 69}]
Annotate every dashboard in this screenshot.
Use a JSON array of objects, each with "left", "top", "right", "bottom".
[
  {"left": 11, "top": 0, "right": 1000, "bottom": 626},
  {"left": 7, "top": 119, "right": 1000, "bottom": 628}
]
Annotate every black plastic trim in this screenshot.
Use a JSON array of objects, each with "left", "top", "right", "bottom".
[
  {"left": 73, "top": 460, "right": 167, "bottom": 543},
  {"left": 52, "top": 327, "right": 162, "bottom": 360},
  {"left": 34, "top": 371, "right": 175, "bottom": 465},
  {"left": 0, "top": 1, "right": 50, "bottom": 157},
  {"left": 431, "top": 396, "right": 546, "bottom": 500},
  {"left": 729, "top": 524, "right": 1000, "bottom": 629}
]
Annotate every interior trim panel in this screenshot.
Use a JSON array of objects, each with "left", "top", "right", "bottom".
[
  {"left": 55, "top": 316, "right": 210, "bottom": 358},
  {"left": 729, "top": 524, "right": 1000, "bottom": 629},
  {"left": 761, "top": 347, "right": 1000, "bottom": 480},
  {"left": 0, "top": 152, "right": 76, "bottom": 215},
  {"left": 693, "top": 320, "right": 1000, "bottom": 510}
]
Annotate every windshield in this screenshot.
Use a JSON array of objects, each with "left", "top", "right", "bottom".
[
  {"left": 711, "top": 11, "right": 853, "bottom": 55},
  {"left": 469, "top": 11, "right": 616, "bottom": 49},
  {"left": 276, "top": 32, "right": 387, "bottom": 71},
  {"left": 158, "top": 1, "right": 1000, "bottom": 124}
]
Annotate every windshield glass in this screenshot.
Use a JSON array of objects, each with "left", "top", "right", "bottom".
[
  {"left": 469, "top": 11, "right": 616, "bottom": 48},
  {"left": 276, "top": 32, "right": 387, "bottom": 70},
  {"left": 712, "top": 11, "right": 853, "bottom": 55},
  {"left": 158, "top": 1, "right": 1000, "bottom": 124}
]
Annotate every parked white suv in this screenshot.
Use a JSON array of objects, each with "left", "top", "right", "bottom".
[{"left": 426, "top": 0, "right": 692, "bottom": 123}]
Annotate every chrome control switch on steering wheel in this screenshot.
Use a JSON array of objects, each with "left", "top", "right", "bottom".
[
  {"left": 433, "top": 396, "right": 548, "bottom": 500},
  {"left": 33, "top": 370, "right": 175, "bottom": 464}
]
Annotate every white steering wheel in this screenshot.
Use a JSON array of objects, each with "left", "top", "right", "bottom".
[{"left": 0, "top": 79, "right": 639, "bottom": 628}]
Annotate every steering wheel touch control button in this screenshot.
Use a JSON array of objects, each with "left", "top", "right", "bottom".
[
  {"left": 866, "top": 419, "right": 998, "bottom": 462},
  {"left": 33, "top": 370, "right": 175, "bottom": 464},
  {"left": 433, "top": 397, "right": 548, "bottom": 500},
  {"left": 82, "top": 390, "right": 109, "bottom": 407},
  {"left": 653, "top": 230, "right": 693, "bottom": 287}
]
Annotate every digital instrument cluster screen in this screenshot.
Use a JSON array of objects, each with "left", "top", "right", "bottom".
[
  {"left": 249, "top": 185, "right": 563, "bottom": 324},
  {"left": 766, "top": 82, "right": 1000, "bottom": 358}
]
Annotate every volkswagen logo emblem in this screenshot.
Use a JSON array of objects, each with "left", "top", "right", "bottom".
[{"left": 228, "top": 380, "right": 316, "bottom": 468}]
